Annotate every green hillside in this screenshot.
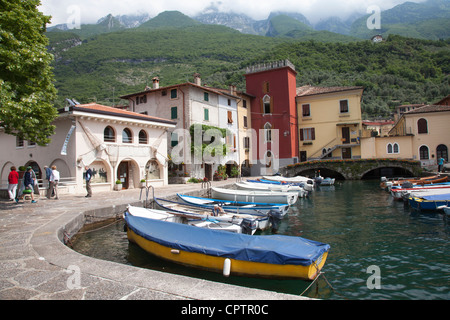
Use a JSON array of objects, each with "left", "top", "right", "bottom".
[
  {"left": 138, "top": 11, "right": 200, "bottom": 29},
  {"left": 350, "top": 0, "right": 450, "bottom": 40},
  {"left": 46, "top": 17, "right": 449, "bottom": 120}
]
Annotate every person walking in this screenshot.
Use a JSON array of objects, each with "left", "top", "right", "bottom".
[
  {"left": 48, "top": 165, "right": 60, "bottom": 200},
  {"left": 438, "top": 157, "right": 445, "bottom": 172},
  {"left": 7, "top": 166, "right": 19, "bottom": 201},
  {"left": 21, "top": 166, "right": 37, "bottom": 203},
  {"left": 85, "top": 166, "right": 93, "bottom": 198}
]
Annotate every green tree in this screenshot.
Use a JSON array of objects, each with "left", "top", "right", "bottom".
[{"left": 0, "top": 0, "right": 57, "bottom": 145}]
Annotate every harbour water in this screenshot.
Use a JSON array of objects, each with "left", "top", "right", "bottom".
[{"left": 72, "top": 180, "right": 449, "bottom": 300}]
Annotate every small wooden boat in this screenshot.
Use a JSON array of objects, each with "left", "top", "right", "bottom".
[
  {"left": 319, "top": 177, "right": 335, "bottom": 186},
  {"left": 124, "top": 211, "right": 330, "bottom": 280},
  {"left": 211, "top": 187, "right": 298, "bottom": 205},
  {"left": 390, "top": 183, "right": 450, "bottom": 201},
  {"left": 177, "top": 193, "right": 289, "bottom": 215},
  {"left": 235, "top": 181, "right": 308, "bottom": 197},
  {"left": 408, "top": 193, "right": 450, "bottom": 211},
  {"left": 381, "top": 175, "right": 447, "bottom": 190},
  {"left": 154, "top": 197, "right": 267, "bottom": 231},
  {"left": 125, "top": 205, "right": 256, "bottom": 234}
]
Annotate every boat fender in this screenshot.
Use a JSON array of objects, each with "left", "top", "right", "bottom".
[
  {"left": 223, "top": 258, "right": 231, "bottom": 277},
  {"left": 171, "top": 249, "right": 180, "bottom": 254}
]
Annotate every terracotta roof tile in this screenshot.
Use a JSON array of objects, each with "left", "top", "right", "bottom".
[
  {"left": 405, "top": 104, "right": 450, "bottom": 114},
  {"left": 296, "top": 85, "right": 363, "bottom": 97},
  {"left": 70, "top": 103, "right": 176, "bottom": 125}
]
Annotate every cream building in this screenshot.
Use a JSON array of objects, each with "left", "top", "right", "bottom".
[
  {"left": 120, "top": 74, "right": 240, "bottom": 181},
  {"left": 361, "top": 104, "right": 450, "bottom": 169},
  {"left": 296, "top": 86, "right": 364, "bottom": 161},
  {"left": 0, "top": 103, "right": 175, "bottom": 197}
]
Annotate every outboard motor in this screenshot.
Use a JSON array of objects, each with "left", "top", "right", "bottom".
[
  {"left": 240, "top": 218, "right": 258, "bottom": 235},
  {"left": 268, "top": 209, "right": 284, "bottom": 233}
]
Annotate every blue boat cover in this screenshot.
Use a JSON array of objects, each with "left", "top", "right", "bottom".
[
  {"left": 421, "top": 193, "right": 450, "bottom": 201},
  {"left": 124, "top": 212, "right": 330, "bottom": 266}
]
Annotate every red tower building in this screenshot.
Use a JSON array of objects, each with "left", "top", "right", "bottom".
[{"left": 245, "top": 60, "right": 299, "bottom": 174}]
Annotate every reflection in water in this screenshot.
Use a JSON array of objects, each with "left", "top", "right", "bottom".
[{"left": 72, "top": 181, "right": 450, "bottom": 300}]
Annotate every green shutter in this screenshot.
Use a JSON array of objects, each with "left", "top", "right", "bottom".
[
  {"left": 171, "top": 107, "right": 177, "bottom": 119},
  {"left": 204, "top": 108, "right": 209, "bottom": 121}
]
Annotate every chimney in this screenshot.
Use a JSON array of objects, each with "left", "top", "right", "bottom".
[
  {"left": 193, "top": 73, "right": 201, "bottom": 86},
  {"left": 230, "top": 85, "right": 236, "bottom": 95},
  {"left": 152, "top": 77, "right": 160, "bottom": 89}
]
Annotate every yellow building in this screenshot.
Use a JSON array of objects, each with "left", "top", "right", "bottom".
[
  {"left": 362, "top": 104, "right": 450, "bottom": 169},
  {"left": 296, "top": 86, "right": 364, "bottom": 161}
]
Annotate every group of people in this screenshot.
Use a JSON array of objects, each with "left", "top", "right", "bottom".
[{"left": 7, "top": 165, "right": 60, "bottom": 203}]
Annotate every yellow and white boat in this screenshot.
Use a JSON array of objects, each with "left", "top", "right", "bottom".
[{"left": 124, "top": 210, "right": 330, "bottom": 280}]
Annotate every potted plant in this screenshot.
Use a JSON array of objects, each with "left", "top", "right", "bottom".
[
  {"left": 140, "top": 179, "right": 146, "bottom": 188},
  {"left": 115, "top": 179, "right": 122, "bottom": 191}
]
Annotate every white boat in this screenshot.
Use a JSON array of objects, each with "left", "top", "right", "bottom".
[
  {"left": 319, "top": 178, "right": 335, "bottom": 186},
  {"left": 235, "top": 181, "right": 308, "bottom": 198},
  {"left": 391, "top": 183, "right": 450, "bottom": 201},
  {"left": 211, "top": 187, "right": 298, "bottom": 205},
  {"left": 125, "top": 205, "right": 256, "bottom": 234},
  {"left": 263, "top": 175, "right": 315, "bottom": 191}
]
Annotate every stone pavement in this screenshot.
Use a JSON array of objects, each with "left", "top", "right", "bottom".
[{"left": 0, "top": 179, "right": 309, "bottom": 300}]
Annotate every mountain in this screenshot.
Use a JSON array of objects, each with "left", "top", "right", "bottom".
[
  {"left": 266, "top": 14, "right": 313, "bottom": 37},
  {"left": 350, "top": 0, "right": 450, "bottom": 40},
  {"left": 138, "top": 11, "right": 200, "bottom": 29}
]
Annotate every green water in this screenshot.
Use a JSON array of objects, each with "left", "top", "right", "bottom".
[{"left": 72, "top": 180, "right": 450, "bottom": 300}]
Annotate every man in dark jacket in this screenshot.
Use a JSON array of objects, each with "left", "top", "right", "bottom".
[{"left": 85, "top": 166, "right": 93, "bottom": 198}]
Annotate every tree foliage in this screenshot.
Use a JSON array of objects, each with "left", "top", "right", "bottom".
[{"left": 0, "top": 0, "right": 57, "bottom": 145}]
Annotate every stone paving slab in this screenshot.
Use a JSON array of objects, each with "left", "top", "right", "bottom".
[{"left": 0, "top": 180, "right": 309, "bottom": 301}]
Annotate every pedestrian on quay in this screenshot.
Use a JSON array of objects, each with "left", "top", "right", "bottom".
[
  {"left": 19, "top": 166, "right": 37, "bottom": 203},
  {"left": 438, "top": 157, "right": 445, "bottom": 172},
  {"left": 7, "top": 166, "right": 19, "bottom": 201},
  {"left": 85, "top": 165, "right": 93, "bottom": 198},
  {"left": 48, "top": 165, "right": 60, "bottom": 200}
]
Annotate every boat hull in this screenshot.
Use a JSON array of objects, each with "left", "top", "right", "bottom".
[
  {"left": 126, "top": 227, "right": 328, "bottom": 280},
  {"left": 211, "top": 187, "right": 298, "bottom": 205}
]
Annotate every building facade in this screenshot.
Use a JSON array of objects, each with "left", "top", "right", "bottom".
[
  {"left": 0, "top": 103, "right": 175, "bottom": 196},
  {"left": 120, "top": 74, "right": 240, "bottom": 181},
  {"left": 296, "top": 85, "right": 364, "bottom": 162}
]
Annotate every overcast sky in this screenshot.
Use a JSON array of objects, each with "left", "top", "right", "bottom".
[{"left": 39, "top": 0, "right": 427, "bottom": 26}]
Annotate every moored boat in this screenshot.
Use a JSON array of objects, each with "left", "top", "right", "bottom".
[
  {"left": 126, "top": 205, "right": 256, "bottom": 234},
  {"left": 124, "top": 211, "right": 330, "bottom": 280},
  {"left": 154, "top": 197, "right": 269, "bottom": 231},
  {"left": 247, "top": 179, "right": 314, "bottom": 192},
  {"left": 235, "top": 181, "right": 308, "bottom": 197},
  {"left": 408, "top": 193, "right": 450, "bottom": 211},
  {"left": 211, "top": 187, "right": 298, "bottom": 205},
  {"left": 391, "top": 183, "right": 450, "bottom": 201},
  {"left": 381, "top": 175, "right": 447, "bottom": 190},
  {"left": 319, "top": 177, "right": 335, "bottom": 186}
]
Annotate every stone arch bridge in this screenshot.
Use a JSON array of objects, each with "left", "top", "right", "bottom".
[{"left": 280, "top": 159, "right": 424, "bottom": 180}]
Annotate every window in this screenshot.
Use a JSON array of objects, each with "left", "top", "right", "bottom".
[
  {"left": 387, "top": 143, "right": 399, "bottom": 154},
  {"left": 264, "top": 123, "right": 272, "bottom": 142},
  {"left": 204, "top": 92, "right": 209, "bottom": 101},
  {"left": 243, "top": 116, "right": 248, "bottom": 128},
  {"left": 243, "top": 100, "right": 247, "bottom": 108},
  {"left": 171, "top": 107, "right": 178, "bottom": 119},
  {"left": 227, "top": 99, "right": 231, "bottom": 106},
  {"left": 139, "top": 130, "right": 148, "bottom": 144},
  {"left": 340, "top": 100, "right": 349, "bottom": 113},
  {"left": 437, "top": 144, "right": 448, "bottom": 161},
  {"left": 419, "top": 145, "right": 429, "bottom": 160},
  {"left": 243, "top": 137, "right": 250, "bottom": 150},
  {"left": 16, "top": 136, "right": 24, "bottom": 148},
  {"left": 104, "top": 126, "right": 115, "bottom": 143},
  {"left": 171, "top": 132, "right": 178, "bottom": 147},
  {"left": 302, "top": 104, "right": 311, "bottom": 117},
  {"left": 28, "top": 141, "right": 36, "bottom": 148},
  {"left": 170, "top": 89, "right": 177, "bottom": 99},
  {"left": 204, "top": 108, "right": 209, "bottom": 121},
  {"left": 417, "top": 118, "right": 428, "bottom": 134},
  {"left": 122, "top": 128, "right": 133, "bottom": 144},
  {"left": 227, "top": 111, "right": 233, "bottom": 124},
  {"left": 263, "top": 95, "right": 272, "bottom": 114},
  {"left": 263, "top": 82, "right": 270, "bottom": 94},
  {"left": 300, "top": 128, "right": 315, "bottom": 141}
]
